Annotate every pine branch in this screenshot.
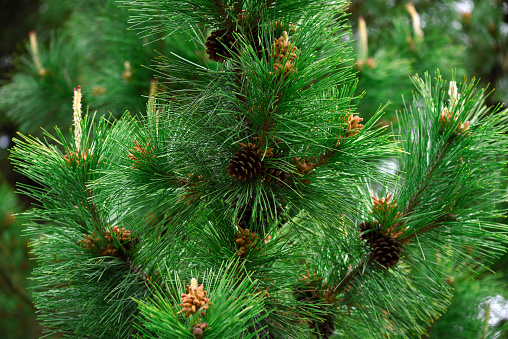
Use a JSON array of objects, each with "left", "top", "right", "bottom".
[
  {"left": 334, "top": 253, "right": 373, "bottom": 297},
  {"left": 403, "top": 142, "right": 450, "bottom": 216},
  {"left": 212, "top": 0, "right": 227, "bottom": 21}
]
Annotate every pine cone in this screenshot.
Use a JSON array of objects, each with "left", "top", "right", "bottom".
[
  {"left": 228, "top": 143, "right": 262, "bottom": 181},
  {"left": 371, "top": 236, "right": 402, "bottom": 269},
  {"left": 205, "top": 28, "right": 236, "bottom": 63},
  {"left": 359, "top": 221, "right": 381, "bottom": 244},
  {"left": 78, "top": 226, "right": 139, "bottom": 258},
  {"left": 192, "top": 322, "right": 209, "bottom": 339},
  {"left": 235, "top": 225, "right": 261, "bottom": 257},
  {"left": 269, "top": 31, "right": 298, "bottom": 77},
  {"left": 263, "top": 163, "right": 289, "bottom": 186},
  {"left": 104, "top": 225, "right": 140, "bottom": 255}
]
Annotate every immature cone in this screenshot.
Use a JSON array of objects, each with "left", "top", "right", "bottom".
[
  {"left": 371, "top": 236, "right": 402, "bottom": 269},
  {"left": 104, "top": 226, "right": 139, "bottom": 253},
  {"left": 345, "top": 114, "right": 364, "bottom": 138},
  {"left": 192, "top": 322, "right": 209, "bottom": 339},
  {"left": 205, "top": 28, "right": 236, "bottom": 63},
  {"left": 235, "top": 225, "right": 260, "bottom": 257},
  {"left": 178, "top": 278, "right": 210, "bottom": 317},
  {"left": 293, "top": 157, "right": 316, "bottom": 184},
  {"left": 78, "top": 226, "right": 139, "bottom": 257},
  {"left": 228, "top": 143, "right": 262, "bottom": 181},
  {"left": 270, "top": 31, "right": 298, "bottom": 76}
]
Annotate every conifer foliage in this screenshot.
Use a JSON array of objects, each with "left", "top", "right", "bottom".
[{"left": 9, "top": 1, "right": 508, "bottom": 338}]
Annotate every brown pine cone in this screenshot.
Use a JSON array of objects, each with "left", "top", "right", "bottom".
[
  {"left": 235, "top": 225, "right": 260, "bottom": 257},
  {"left": 228, "top": 143, "right": 262, "bottom": 181},
  {"left": 359, "top": 221, "right": 381, "bottom": 244},
  {"left": 263, "top": 166, "right": 289, "bottom": 186},
  {"left": 205, "top": 28, "right": 236, "bottom": 63},
  {"left": 371, "top": 236, "right": 402, "bottom": 269},
  {"left": 192, "top": 322, "right": 209, "bottom": 339}
]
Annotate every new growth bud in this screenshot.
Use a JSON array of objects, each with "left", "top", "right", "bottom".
[{"left": 73, "top": 86, "right": 83, "bottom": 149}]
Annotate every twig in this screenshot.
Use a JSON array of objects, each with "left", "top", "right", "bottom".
[
  {"left": 333, "top": 253, "right": 373, "bottom": 296},
  {"left": 213, "top": 0, "right": 227, "bottom": 21},
  {"left": 404, "top": 142, "right": 450, "bottom": 216},
  {"left": 403, "top": 213, "right": 456, "bottom": 243}
]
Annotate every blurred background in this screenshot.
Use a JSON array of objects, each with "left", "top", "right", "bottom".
[{"left": 0, "top": 0, "right": 507, "bottom": 338}]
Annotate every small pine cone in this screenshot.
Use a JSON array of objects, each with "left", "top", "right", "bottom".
[
  {"left": 104, "top": 226, "right": 140, "bottom": 253},
  {"left": 101, "top": 245, "right": 118, "bottom": 256},
  {"left": 79, "top": 226, "right": 139, "bottom": 258},
  {"left": 235, "top": 225, "right": 260, "bottom": 257},
  {"left": 205, "top": 28, "right": 236, "bottom": 63},
  {"left": 371, "top": 236, "right": 402, "bottom": 269},
  {"left": 263, "top": 167, "right": 289, "bottom": 186},
  {"left": 192, "top": 322, "right": 209, "bottom": 339},
  {"left": 345, "top": 114, "right": 364, "bottom": 138},
  {"left": 359, "top": 221, "right": 381, "bottom": 244},
  {"left": 228, "top": 143, "right": 262, "bottom": 181},
  {"left": 269, "top": 31, "right": 298, "bottom": 77}
]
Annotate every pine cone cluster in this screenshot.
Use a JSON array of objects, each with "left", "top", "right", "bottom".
[
  {"left": 192, "top": 322, "right": 209, "bottom": 339},
  {"left": 205, "top": 28, "right": 236, "bottom": 63},
  {"left": 78, "top": 226, "right": 139, "bottom": 257},
  {"left": 228, "top": 142, "right": 263, "bottom": 181},
  {"left": 293, "top": 156, "right": 316, "bottom": 184},
  {"left": 345, "top": 114, "right": 364, "bottom": 138},
  {"left": 269, "top": 31, "right": 298, "bottom": 77},
  {"left": 177, "top": 278, "right": 210, "bottom": 318},
  {"left": 371, "top": 236, "right": 402, "bottom": 269},
  {"left": 235, "top": 224, "right": 269, "bottom": 257}
]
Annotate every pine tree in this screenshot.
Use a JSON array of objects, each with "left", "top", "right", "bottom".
[{"left": 8, "top": 1, "right": 508, "bottom": 338}]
